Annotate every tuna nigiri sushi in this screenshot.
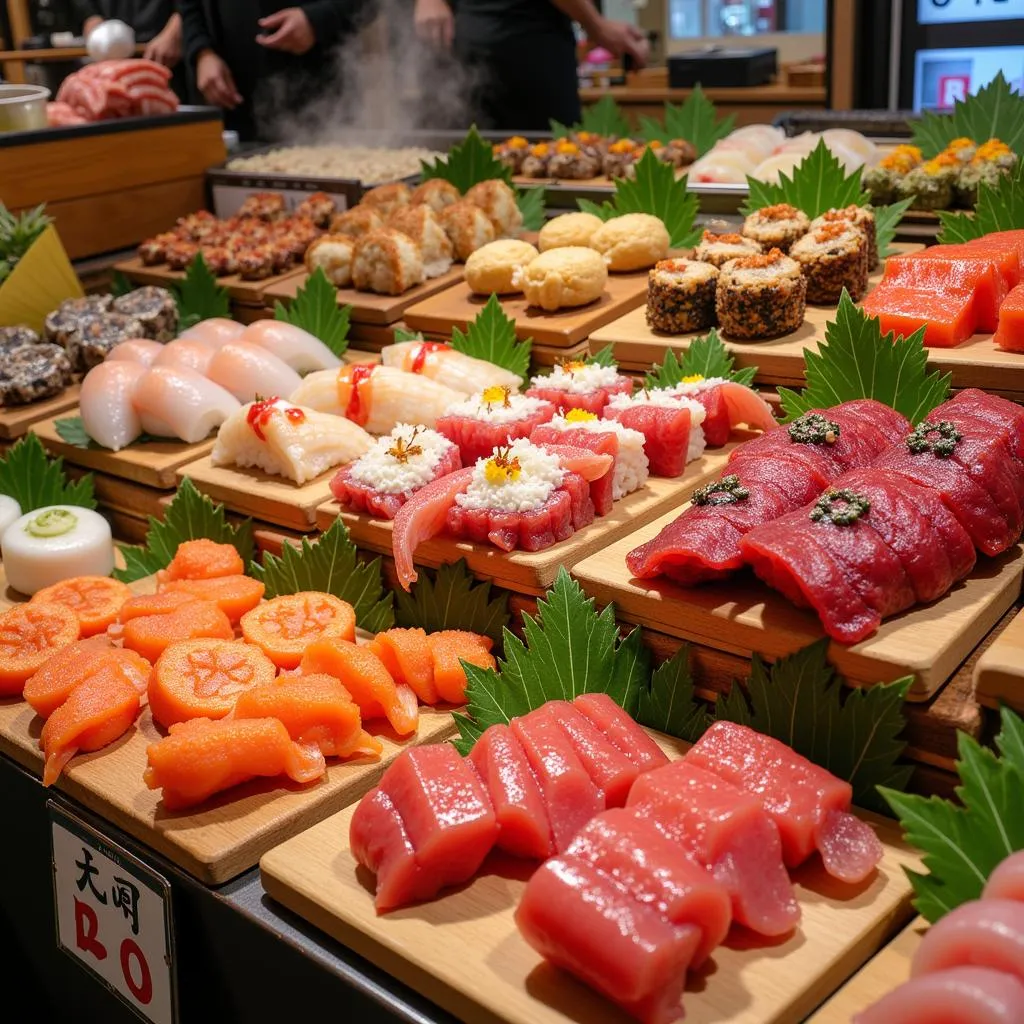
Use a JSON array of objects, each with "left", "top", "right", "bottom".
[
  {"left": 290, "top": 364, "right": 463, "bottom": 433},
  {"left": 211, "top": 397, "right": 374, "bottom": 485},
  {"left": 603, "top": 389, "right": 707, "bottom": 477},
  {"left": 329, "top": 423, "right": 461, "bottom": 519},
  {"left": 239, "top": 320, "right": 341, "bottom": 374},
  {"left": 206, "top": 341, "right": 303, "bottom": 404},
  {"left": 526, "top": 358, "right": 633, "bottom": 415},
  {"left": 436, "top": 386, "right": 555, "bottom": 465},
  {"left": 153, "top": 339, "right": 215, "bottom": 375},
  {"left": 79, "top": 359, "right": 147, "bottom": 451},
  {"left": 380, "top": 339, "right": 521, "bottom": 394},
  {"left": 130, "top": 365, "right": 240, "bottom": 444},
  {"left": 178, "top": 317, "right": 245, "bottom": 348},
  {"left": 665, "top": 375, "right": 777, "bottom": 446},
  {"left": 106, "top": 338, "right": 164, "bottom": 367}
]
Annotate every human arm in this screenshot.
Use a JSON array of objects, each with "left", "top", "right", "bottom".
[
  {"left": 256, "top": 2, "right": 369, "bottom": 55},
  {"left": 143, "top": 12, "right": 182, "bottom": 67},
  {"left": 175, "top": 0, "right": 241, "bottom": 108},
  {"left": 549, "top": 0, "right": 649, "bottom": 66}
]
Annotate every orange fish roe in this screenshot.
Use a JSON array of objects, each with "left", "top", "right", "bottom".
[
  {"left": 733, "top": 247, "right": 787, "bottom": 269},
  {"left": 759, "top": 203, "right": 801, "bottom": 221},
  {"left": 702, "top": 230, "right": 746, "bottom": 244},
  {"left": 814, "top": 223, "right": 848, "bottom": 242}
]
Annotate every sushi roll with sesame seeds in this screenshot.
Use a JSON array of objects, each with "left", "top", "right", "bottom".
[
  {"left": 810, "top": 205, "right": 878, "bottom": 270},
  {"left": 741, "top": 204, "right": 811, "bottom": 254},
  {"left": 716, "top": 249, "right": 806, "bottom": 340},
  {"left": 436, "top": 386, "right": 555, "bottom": 466},
  {"left": 43, "top": 295, "right": 114, "bottom": 349},
  {"left": 0, "top": 325, "right": 40, "bottom": 349},
  {"left": 693, "top": 230, "right": 762, "bottom": 269},
  {"left": 547, "top": 140, "right": 601, "bottom": 179},
  {"left": 112, "top": 286, "right": 179, "bottom": 342},
  {"left": 646, "top": 259, "right": 719, "bottom": 334},
  {"left": 603, "top": 389, "right": 707, "bottom": 477},
  {"left": 493, "top": 136, "right": 531, "bottom": 174},
  {"left": 789, "top": 223, "right": 869, "bottom": 304},
  {"left": 896, "top": 156, "right": 958, "bottom": 211},
  {"left": 526, "top": 359, "right": 633, "bottom": 415},
  {"left": 0, "top": 343, "right": 73, "bottom": 406},
  {"left": 66, "top": 313, "right": 145, "bottom": 372}
]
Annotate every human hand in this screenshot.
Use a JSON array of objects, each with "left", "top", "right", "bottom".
[
  {"left": 143, "top": 20, "right": 182, "bottom": 68},
  {"left": 256, "top": 8, "right": 316, "bottom": 55},
  {"left": 591, "top": 19, "right": 649, "bottom": 67},
  {"left": 414, "top": 0, "right": 454, "bottom": 50},
  {"left": 196, "top": 50, "right": 242, "bottom": 109}
]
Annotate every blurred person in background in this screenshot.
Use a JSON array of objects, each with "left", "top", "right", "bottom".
[
  {"left": 178, "top": 1, "right": 371, "bottom": 140},
  {"left": 413, "top": 0, "right": 648, "bottom": 130}
]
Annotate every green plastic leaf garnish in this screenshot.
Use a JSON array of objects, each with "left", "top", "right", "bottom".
[
  {"left": 638, "top": 84, "right": 735, "bottom": 156},
  {"left": 54, "top": 416, "right": 180, "bottom": 451},
  {"left": 872, "top": 197, "right": 913, "bottom": 259},
  {"left": 393, "top": 327, "right": 421, "bottom": 344},
  {"left": 778, "top": 291, "right": 951, "bottom": 425},
  {"left": 450, "top": 294, "right": 532, "bottom": 380},
  {"left": 550, "top": 95, "right": 631, "bottom": 140},
  {"left": 635, "top": 646, "right": 712, "bottom": 741},
  {"left": 911, "top": 72, "right": 1024, "bottom": 158},
  {"left": 938, "top": 159, "right": 1024, "bottom": 243},
  {"left": 174, "top": 252, "right": 230, "bottom": 330},
  {"left": 451, "top": 568, "right": 650, "bottom": 755},
  {"left": 576, "top": 197, "right": 617, "bottom": 222},
  {"left": 516, "top": 186, "right": 546, "bottom": 232},
  {"left": 273, "top": 267, "right": 350, "bottom": 357},
  {"left": 880, "top": 706, "right": 1024, "bottom": 923},
  {"left": 111, "top": 270, "right": 134, "bottom": 297},
  {"left": 394, "top": 558, "right": 509, "bottom": 643},
  {"left": 644, "top": 329, "right": 758, "bottom": 389},
  {"left": 420, "top": 125, "right": 512, "bottom": 193},
  {"left": 113, "top": 477, "right": 253, "bottom": 583},
  {"left": 587, "top": 343, "right": 617, "bottom": 367},
  {"left": 251, "top": 517, "right": 394, "bottom": 632},
  {"left": 0, "top": 433, "right": 95, "bottom": 512}
]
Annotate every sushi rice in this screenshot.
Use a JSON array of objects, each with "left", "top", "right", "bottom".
[
  {"left": 549, "top": 409, "right": 649, "bottom": 499},
  {"left": 529, "top": 361, "right": 621, "bottom": 395},
  {"left": 346, "top": 424, "right": 457, "bottom": 494},
  {"left": 606, "top": 388, "right": 708, "bottom": 463},
  {"left": 456, "top": 438, "right": 565, "bottom": 512},
  {"left": 447, "top": 388, "right": 552, "bottom": 425}
]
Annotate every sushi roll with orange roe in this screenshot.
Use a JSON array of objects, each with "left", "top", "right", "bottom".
[{"left": 436, "top": 385, "right": 555, "bottom": 465}]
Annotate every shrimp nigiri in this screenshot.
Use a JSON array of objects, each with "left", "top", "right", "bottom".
[
  {"left": 381, "top": 339, "right": 521, "bottom": 395},
  {"left": 240, "top": 320, "right": 341, "bottom": 374},
  {"left": 106, "top": 339, "right": 164, "bottom": 367},
  {"left": 131, "top": 365, "right": 240, "bottom": 443},
  {"left": 80, "top": 360, "right": 147, "bottom": 451},
  {"left": 178, "top": 317, "right": 245, "bottom": 348},
  {"left": 154, "top": 339, "right": 215, "bottom": 376},
  {"left": 207, "top": 342, "right": 303, "bottom": 404}
]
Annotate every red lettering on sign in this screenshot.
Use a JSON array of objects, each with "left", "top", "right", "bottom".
[
  {"left": 74, "top": 898, "right": 108, "bottom": 961},
  {"left": 120, "top": 938, "right": 153, "bottom": 1005}
]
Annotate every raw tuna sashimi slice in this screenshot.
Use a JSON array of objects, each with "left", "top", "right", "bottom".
[
  {"left": 603, "top": 403, "right": 697, "bottom": 477},
  {"left": 525, "top": 375, "right": 633, "bottom": 415},
  {"left": 516, "top": 854, "right": 704, "bottom": 1024},
  {"left": 536, "top": 443, "right": 616, "bottom": 482},
  {"left": 565, "top": 809, "right": 732, "bottom": 966},
  {"left": 943, "top": 388, "right": 1024, "bottom": 464},
  {"left": 468, "top": 724, "right": 553, "bottom": 860},
  {"left": 912, "top": 899, "right": 1024, "bottom": 984},
  {"left": 572, "top": 692, "right": 670, "bottom": 772},
  {"left": 985, "top": 851, "right": 1024, "bottom": 903},
  {"left": 531, "top": 424, "right": 618, "bottom": 516},
  {"left": 861, "top": 286, "right": 976, "bottom": 348},
  {"left": 684, "top": 722, "right": 883, "bottom": 882},
  {"left": 693, "top": 381, "right": 777, "bottom": 446},
  {"left": 627, "top": 761, "right": 800, "bottom": 936},
  {"left": 436, "top": 401, "right": 556, "bottom": 466},
  {"left": 836, "top": 398, "right": 916, "bottom": 447}
]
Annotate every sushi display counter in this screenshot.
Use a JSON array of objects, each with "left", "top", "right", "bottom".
[
  {"left": 973, "top": 606, "right": 1024, "bottom": 712},
  {"left": 0, "top": 382, "right": 81, "bottom": 440}
]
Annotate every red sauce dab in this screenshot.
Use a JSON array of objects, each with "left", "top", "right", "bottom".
[
  {"left": 339, "top": 364, "right": 377, "bottom": 426},
  {"left": 247, "top": 397, "right": 305, "bottom": 441},
  {"left": 409, "top": 341, "right": 450, "bottom": 375}
]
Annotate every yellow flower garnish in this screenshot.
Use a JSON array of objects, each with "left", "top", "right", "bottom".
[
  {"left": 565, "top": 408, "right": 597, "bottom": 423},
  {"left": 556, "top": 140, "right": 580, "bottom": 155},
  {"left": 386, "top": 428, "right": 423, "bottom": 464},
  {"left": 681, "top": 373, "right": 705, "bottom": 384},
  {"left": 484, "top": 447, "right": 522, "bottom": 485},
  {"left": 482, "top": 385, "right": 513, "bottom": 409},
  {"left": 560, "top": 359, "right": 586, "bottom": 374}
]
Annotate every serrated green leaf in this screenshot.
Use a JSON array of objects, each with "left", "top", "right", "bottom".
[
  {"left": 937, "top": 159, "right": 1024, "bottom": 243},
  {"left": 273, "top": 267, "right": 350, "bottom": 357},
  {"left": 393, "top": 327, "right": 421, "bottom": 344},
  {"left": 778, "top": 292, "right": 951, "bottom": 425},
  {"left": 250, "top": 517, "right": 393, "bottom": 631},
  {"left": 587, "top": 344, "right": 617, "bottom": 367},
  {"left": 113, "top": 477, "right": 254, "bottom": 583},
  {"left": 579, "top": 95, "right": 631, "bottom": 139},
  {"left": 635, "top": 646, "right": 712, "bottom": 741},
  {"left": 576, "top": 197, "right": 616, "bottom": 221},
  {"left": 0, "top": 433, "right": 96, "bottom": 512},
  {"left": 606, "top": 626, "right": 650, "bottom": 715},
  {"left": 643, "top": 329, "right": 758, "bottom": 388},
  {"left": 420, "top": 125, "right": 512, "bottom": 193},
  {"left": 54, "top": 416, "right": 178, "bottom": 451},
  {"left": 549, "top": 119, "right": 573, "bottom": 139},
  {"left": 450, "top": 294, "right": 532, "bottom": 380},
  {"left": 639, "top": 85, "right": 735, "bottom": 156},
  {"left": 394, "top": 558, "right": 509, "bottom": 643},
  {"left": 872, "top": 198, "right": 914, "bottom": 258},
  {"left": 173, "top": 253, "right": 230, "bottom": 329},
  {"left": 111, "top": 271, "right": 133, "bottom": 297},
  {"left": 740, "top": 139, "right": 869, "bottom": 220},
  {"left": 516, "top": 186, "right": 546, "bottom": 232},
  {"left": 451, "top": 711, "right": 487, "bottom": 756}
]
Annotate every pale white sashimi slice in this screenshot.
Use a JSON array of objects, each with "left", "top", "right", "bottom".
[
  {"left": 178, "top": 317, "right": 245, "bottom": 349},
  {"left": 381, "top": 339, "right": 521, "bottom": 395},
  {"left": 106, "top": 339, "right": 163, "bottom": 367},
  {"left": 239, "top": 320, "right": 341, "bottom": 374},
  {"left": 154, "top": 340, "right": 214, "bottom": 375},
  {"left": 752, "top": 152, "right": 813, "bottom": 184},
  {"left": 822, "top": 128, "right": 878, "bottom": 165},
  {"left": 80, "top": 361, "right": 147, "bottom": 451},
  {"left": 206, "top": 342, "right": 303, "bottom": 403},
  {"left": 728, "top": 124, "right": 786, "bottom": 150},
  {"left": 211, "top": 398, "right": 374, "bottom": 485},
  {"left": 289, "top": 364, "right": 463, "bottom": 434},
  {"left": 775, "top": 131, "right": 821, "bottom": 156},
  {"left": 132, "top": 366, "right": 240, "bottom": 443}
]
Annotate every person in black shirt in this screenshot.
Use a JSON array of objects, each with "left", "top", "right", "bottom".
[{"left": 414, "top": 0, "right": 648, "bottom": 130}]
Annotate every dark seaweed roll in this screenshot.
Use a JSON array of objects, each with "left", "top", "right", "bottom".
[
  {"left": 43, "top": 294, "right": 114, "bottom": 348},
  {"left": 741, "top": 204, "right": 811, "bottom": 253},
  {"left": 112, "top": 285, "right": 179, "bottom": 342},
  {"left": 65, "top": 313, "right": 145, "bottom": 371},
  {"left": 646, "top": 259, "right": 719, "bottom": 334},
  {"left": 0, "top": 343, "right": 73, "bottom": 406},
  {"left": 693, "top": 230, "right": 761, "bottom": 269},
  {"left": 810, "top": 205, "right": 878, "bottom": 270},
  {"left": 790, "top": 223, "right": 869, "bottom": 304},
  {"left": 716, "top": 248, "right": 806, "bottom": 340}
]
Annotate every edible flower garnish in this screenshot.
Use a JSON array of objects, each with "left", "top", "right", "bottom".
[
  {"left": 484, "top": 447, "right": 522, "bottom": 485},
  {"left": 387, "top": 428, "right": 424, "bottom": 464},
  {"left": 788, "top": 412, "right": 840, "bottom": 446},
  {"left": 558, "top": 359, "right": 587, "bottom": 375},
  {"left": 681, "top": 373, "right": 705, "bottom": 384},
  {"left": 482, "top": 385, "right": 513, "bottom": 410},
  {"left": 564, "top": 408, "right": 598, "bottom": 423},
  {"left": 906, "top": 419, "right": 961, "bottom": 458},
  {"left": 810, "top": 489, "right": 871, "bottom": 526},
  {"left": 692, "top": 475, "right": 749, "bottom": 507}
]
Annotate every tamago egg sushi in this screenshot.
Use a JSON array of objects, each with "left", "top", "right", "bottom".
[
  {"left": 436, "top": 386, "right": 555, "bottom": 465},
  {"left": 526, "top": 359, "right": 633, "bottom": 415}
]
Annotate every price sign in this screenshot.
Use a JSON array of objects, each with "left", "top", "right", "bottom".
[
  {"left": 918, "top": 0, "right": 1024, "bottom": 25},
  {"left": 49, "top": 802, "right": 177, "bottom": 1024}
]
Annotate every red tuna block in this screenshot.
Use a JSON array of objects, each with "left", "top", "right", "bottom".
[
  {"left": 525, "top": 375, "right": 633, "bottom": 415},
  {"left": 684, "top": 721, "right": 883, "bottom": 882},
  {"left": 531, "top": 423, "right": 617, "bottom": 516},
  {"left": 468, "top": 724, "right": 553, "bottom": 860},
  {"left": 516, "top": 854, "right": 703, "bottom": 1024},
  {"left": 573, "top": 692, "right": 670, "bottom": 773},
  {"left": 861, "top": 286, "right": 976, "bottom": 348},
  {"left": 995, "top": 282, "right": 1024, "bottom": 353},
  {"left": 628, "top": 760, "right": 800, "bottom": 936},
  {"left": 435, "top": 402, "right": 556, "bottom": 466},
  {"left": 943, "top": 388, "right": 1024, "bottom": 464},
  {"left": 512, "top": 706, "right": 604, "bottom": 852},
  {"left": 603, "top": 402, "right": 695, "bottom": 477},
  {"left": 693, "top": 380, "right": 778, "bottom": 447},
  {"left": 565, "top": 809, "right": 732, "bottom": 966}
]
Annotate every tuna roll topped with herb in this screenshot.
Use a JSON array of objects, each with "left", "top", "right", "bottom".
[
  {"left": 436, "top": 386, "right": 555, "bottom": 465},
  {"left": 526, "top": 358, "right": 633, "bottom": 415},
  {"left": 646, "top": 258, "right": 719, "bottom": 334},
  {"left": 692, "top": 230, "right": 761, "bottom": 269},
  {"left": 790, "top": 223, "right": 870, "bottom": 304},
  {"left": 668, "top": 375, "right": 777, "bottom": 446},
  {"left": 330, "top": 424, "right": 461, "bottom": 520},
  {"left": 716, "top": 249, "right": 807, "bottom": 340},
  {"left": 810, "top": 205, "right": 878, "bottom": 269},
  {"left": 741, "top": 203, "right": 811, "bottom": 253},
  {"left": 603, "top": 388, "right": 707, "bottom": 477}
]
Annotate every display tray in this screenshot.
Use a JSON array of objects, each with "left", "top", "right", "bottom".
[
  {"left": 314, "top": 436, "right": 751, "bottom": 596},
  {"left": 261, "top": 731, "right": 921, "bottom": 1024},
  {"left": 67, "top": 466, "right": 169, "bottom": 521},
  {"left": 33, "top": 415, "right": 216, "bottom": 489},
  {"left": 973, "top": 606, "right": 1024, "bottom": 711},
  {"left": 571, "top": 507, "right": 1024, "bottom": 700},
  {"left": 0, "top": 384, "right": 81, "bottom": 440}
]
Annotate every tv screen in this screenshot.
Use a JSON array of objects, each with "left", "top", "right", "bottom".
[{"left": 913, "top": 44, "right": 1024, "bottom": 111}]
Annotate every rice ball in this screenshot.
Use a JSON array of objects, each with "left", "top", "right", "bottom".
[
  {"left": 305, "top": 234, "right": 355, "bottom": 288},
  {"left": 352, "top": 229, "right": 425, "bottom": 295},
  {"left": 439, "top": 201, "right": 496, "bottom": 261},
  {"left": 464, "top": 239, "right": 540, "bottom": 295},
  {"left": 538, "top": 212, "right": 604, "bottom": 252},
  {"left": 590, "top": 213, "right": 670, "bottom": 271},
  {"left": 464, "top": 179, "right": 523, "bottom": 238},
  {"left": 514, "top": 247, "right": 608, "bottom": 311}
]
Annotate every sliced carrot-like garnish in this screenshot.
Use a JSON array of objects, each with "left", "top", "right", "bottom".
[
  {"left": 240, "top": 592, "right": 355, "bottom": 669},
  {"left": 122, "top": 600, "right": 233, "bottom": 663},
  {"left": 160, "top": 539, "right": 244, "bottom": 582},
  {"left": 160, "top": 575, "right": 265, "bottom": 624},
  {"left": 0, "top": 603, "right": 80, "bottom": 696},
  {"left": 31, "top": 576, "right": 133, "bottom": 637}
]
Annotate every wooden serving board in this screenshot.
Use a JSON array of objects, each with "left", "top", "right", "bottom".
[
  {"left": 33, "top": 415, "right": 215, "bottom": 489},
  {"left": 808, "top": 917, "right": 926, "bottom": 1022},
  {"left": 261, "top": 732, "right": 921, "bottom": 1024},
  {"left": 265, "top": 267, "right": 465, "bottom": 327},
  {"left": 571, "top": 507, "right": 1024, "bottom": 700},
  {"left": 314, "top": 438, "right": 749, "bottom": 596},
  {"left": 403, "top": 270, "right": 650, "bottom": 349},
  {"left": 0, "top": 384, "right": 81, "bottom": 441},
  {"left": 973, "top": 606, "right": 1024, "bottom": 711},
  {"left": 66, "top": 466, "right": 170, "bottom": 521}
]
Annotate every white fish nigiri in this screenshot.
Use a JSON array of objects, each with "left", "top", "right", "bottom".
[
  {"left": 106, "top": 339, "right": 164, "bottom": 367},
  {"left": 240, "top": 320, "right": 341, "bottom": 374},
  {"left": 381, "top": 339, "right": 521, "bottom": 395},
  {"left": 290, "top": 364, "right": 463, "bottom": 434},
  {"left": 154, "top": 340, "right": 214, "bottom": 376},
  {"left": 212, "top": 398, "right": 374, "bottom": 485},
  {"left": 132, "top": 366, "right": 240, "bottom": 443},
  {"left": 179, "top": 317, "right": 245, "bottom": 349},
  {"left": 207, "top": 342, "right": 303, "bottom": 404},
  {"left": 80, "top": 360, "right": 147, "bottom": 451}
]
